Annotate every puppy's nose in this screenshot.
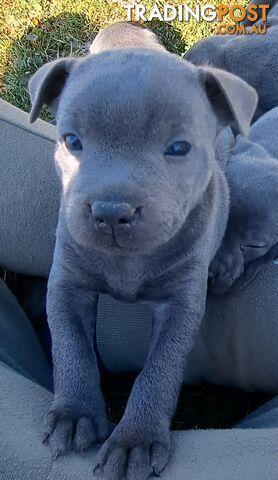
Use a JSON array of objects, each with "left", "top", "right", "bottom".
[{"left": 91, "top": 201, "right": 139, "bottom": 234}]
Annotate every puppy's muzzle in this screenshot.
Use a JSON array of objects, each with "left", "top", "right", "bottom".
[{"left": 91, "top": 201, "right": 142, "bottom": 237}]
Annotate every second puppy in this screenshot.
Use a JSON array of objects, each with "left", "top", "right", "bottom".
[{"left": 210, "top": 111, "right": 278, "bottom": 294}]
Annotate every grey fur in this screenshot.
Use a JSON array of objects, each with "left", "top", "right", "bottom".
[
  {"left": 28, "top": 42, "right": 257, "bottom": 479},
  {"left": 89, "top": 21, "right": 166, "bottom": 54},
  {"left": 249, "top": 105, "right": 278, "bottom": 157},
  {"left": 210, "top": 112, "right": 278, "bottom": 295},
  {"left": 185, "top": 4, "right": 278, "bottom": 120}
]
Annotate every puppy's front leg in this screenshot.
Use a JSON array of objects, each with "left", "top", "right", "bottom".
[
  {"left": 95, "top": 265, "right": 207, "bottom": 480},
  {"left": 44, "top": 272, "right": 110, "bottom": 458}
]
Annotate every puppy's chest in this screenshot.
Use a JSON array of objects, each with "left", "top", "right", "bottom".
[
  {"left": 90, "top": 258, "right": 164, "bottom": 303},
  {"left": 107, "top": 276, "right": 143, "bottom": 302},
  {"left": 97, "top": 268, "right": 145, "bottom": 302},
  {"left": 90, "top": 257, "right": 180, "bottom": 303}
]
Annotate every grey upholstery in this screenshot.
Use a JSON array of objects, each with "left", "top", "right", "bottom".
[{"left": 0, "top": 99, "right": 60, "bottom": 277}]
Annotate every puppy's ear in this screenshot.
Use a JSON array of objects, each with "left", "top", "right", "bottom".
[
  {"left": 201, "top": 66, "right": 258, "bottom": 136},
  {"left": 28, "top": 58, "right": 76, "bottom": 123},
  {"left": 215, "top": 126, "right": 236, "bottom": 168}
]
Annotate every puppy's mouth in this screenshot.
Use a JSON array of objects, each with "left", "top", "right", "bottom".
[
  {"left": 110, "top": 235, "right": 126, "bottom": 250},
  {"left": 94, "top": 229, "right": 141, "bottom": 253},
  {"left": 100, "top": 225, "right": 129, "bottom": 249}
]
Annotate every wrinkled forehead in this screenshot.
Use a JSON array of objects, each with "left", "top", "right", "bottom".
[{"left": 57, "top": 50, "right": 208, "bottom": 142}]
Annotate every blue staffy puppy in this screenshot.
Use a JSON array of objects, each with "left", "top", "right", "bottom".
[
  {"left": 209, "top": 123, "right": 278, "bottom": 294},
  {"left": 28, "top": 44, "right": 257, "bottom": 480}
]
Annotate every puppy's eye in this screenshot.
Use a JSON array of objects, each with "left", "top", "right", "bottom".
[
  {"left": 165, "top": 141, "right": 191, "bottom": 157},
  {"left": 64, "top": 134, "right": 82, "bottom": 152}
]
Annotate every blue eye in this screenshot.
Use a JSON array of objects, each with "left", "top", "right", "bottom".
[
  {"left": 64, "top": 134, "right": 82, "bottom": 152},
  {"left": 165, "top": 141, "right": 191, "bottom": 156}
]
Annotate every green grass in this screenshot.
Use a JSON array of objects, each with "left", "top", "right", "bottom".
[{"left": 0, "top": 0, "right": 246, "bottom": 118}]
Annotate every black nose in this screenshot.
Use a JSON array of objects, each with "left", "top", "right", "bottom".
[{"left": 91, "top": 201, "right": 140, "bottom": 235}]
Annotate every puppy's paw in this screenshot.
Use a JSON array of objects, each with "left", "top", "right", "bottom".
[
  {"left": 94, "top": 418, "right": 170, "bottom": 480},
  {"left": 209, "top": 251, "right": 244, "bottom": 295},
  {"left": 42, "top": 405, "right": 111, "bottom": 459}
]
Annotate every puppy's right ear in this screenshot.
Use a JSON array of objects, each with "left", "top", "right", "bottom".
[{"left": 28, "top": 58, "right": 76, "bottom": 123}]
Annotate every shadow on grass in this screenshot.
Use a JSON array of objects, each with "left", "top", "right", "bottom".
[{"left": 148, "top": 19, "right": 187, "bottom": 55}]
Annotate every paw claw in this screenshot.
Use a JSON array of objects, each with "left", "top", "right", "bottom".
[
  {"left": 93, "top": 463, "right": 101, "bottom": 475},
  {"left": 42, "top": 411, "right": 58, "bottom": 444},
  {"left": 52, "top": 450, "right": 61, "bottom": 461},
  {"left": 152, "top": 468, "right": 161, "bottom": 478},
  {"left": 42, "top": 433, "right": 49, "bottom": 444}
]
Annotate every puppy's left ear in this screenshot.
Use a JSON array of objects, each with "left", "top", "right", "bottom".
[
  {"left": 201, "top": 66, "right": 258, "bottom": 136},
  {"left": 28, "top": 58, "right": 77, "bottom": 123}
]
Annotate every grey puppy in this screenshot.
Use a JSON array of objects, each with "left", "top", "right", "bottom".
[
  {"left": 209, "top": 122, "right": 278, "bottom": 294},
  {"left": 28, "top": 35, "right": 257, "bottom": 480},
  {"left": 185, "top": 2, "right": 278, "bottom": 120}
]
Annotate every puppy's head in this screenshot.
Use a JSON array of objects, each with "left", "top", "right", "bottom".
[
  {"left": 89, "top": 21, "right": 166, "bottom": 55},
  {"left": 185, "top": 35, "right": 226, "bottom": 67},
  {"left": 29, "top": 50, "right": 257, "bottom": 254}
]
